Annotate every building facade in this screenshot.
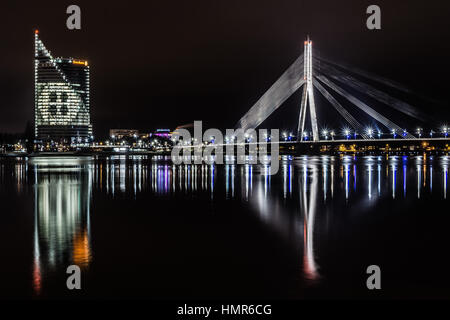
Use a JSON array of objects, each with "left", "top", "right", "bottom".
[
  {"left": 34, "top": 30, "right": 92, "bottom": 143},
  {"left": 109, "top": 129, "right": 139, "bottom": 139}
]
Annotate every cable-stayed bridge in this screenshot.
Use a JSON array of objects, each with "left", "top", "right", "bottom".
[{"left": 235, "top": 36, "right": 447, "bottom": 143}]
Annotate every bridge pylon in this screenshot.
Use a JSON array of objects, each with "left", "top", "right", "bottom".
[{"left": 297, "top": 36, "right": 319, "bottom": 142}]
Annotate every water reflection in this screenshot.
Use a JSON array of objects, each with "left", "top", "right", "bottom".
[
  {"left": 301, "top": 162, "right": 319, "bottom": 282},
  {"left": 441, "top": 157, "right": 448, "bottom": 199},
  {"left": 243, "top": 164, "right": 253, "bottom": 201},
  {"left": 31, "top": 157, "right": 92, "bottom": 295},
  {"left": 391, "top": 161, "right": 397, "bottom": 199},
  {"left": 1, "top": 154, "right": 449, "bottom": 295},
  {"left": 81, "top": 155, "right": 449, "bottom": 201},
  {"left": 366, "top": 159, "right": 373, "bottom": 200}
]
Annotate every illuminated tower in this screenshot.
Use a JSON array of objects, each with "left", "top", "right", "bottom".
[
  {"left": 297, "top": 36, "right": 319, "bottom": 142},
  {"left": 34, "top": 30, "right": 92, "bottom": 143}
]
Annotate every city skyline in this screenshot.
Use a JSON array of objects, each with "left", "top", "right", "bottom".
[
  {"left": 1, "top": 0, "right": 450, "bottom": 308},
  {"left": 0, "top": 1, "right": 449, "bottom": 138}
]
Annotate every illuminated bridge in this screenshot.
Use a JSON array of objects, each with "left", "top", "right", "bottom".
[{"left": 235, "top": 36, "right": 449, "bottom": 144}]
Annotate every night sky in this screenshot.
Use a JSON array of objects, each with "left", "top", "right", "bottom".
[{"left": 0, "top": 0, "right": 449, "bottom": 138}]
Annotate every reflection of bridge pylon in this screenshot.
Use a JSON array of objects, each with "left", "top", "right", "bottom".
[
  {"left": 298, "top": 36, "right": 319, "bottom": 142},
  {"left": 300, "top": 162, "right": 319, "bottom": 282}
]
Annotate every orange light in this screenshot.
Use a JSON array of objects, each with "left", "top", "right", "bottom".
[
  {"left": 304, "top": 41, "right": 308, "bottom": 45},
  {"left": 73, "top": 60, "right": 88, "bottom": 66},
  {"left": 73, "top": 231, "right": 91, "bottom": 268},
  {"left": 35, "top": 29, "right": 39, "bottom": 34}
]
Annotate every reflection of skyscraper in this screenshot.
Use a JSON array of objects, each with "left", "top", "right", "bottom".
[
  {"left": 32, "top": 159, "right": 92, "bottom": 294},
  {"left": 34, "top": 30, "right": 92, "bottom": 143}
]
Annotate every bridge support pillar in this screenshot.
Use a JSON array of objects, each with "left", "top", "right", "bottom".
[{"left": 297, "top": 36, "right": 319, "bottom": 142}]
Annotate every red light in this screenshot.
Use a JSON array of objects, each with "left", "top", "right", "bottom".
[{"left": 35, "top": 29, "right": 39, "bottom": 34}]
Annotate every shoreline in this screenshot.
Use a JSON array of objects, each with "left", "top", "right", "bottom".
[{"left": 0, "top": 150, "right": 448, "bottom": 158}]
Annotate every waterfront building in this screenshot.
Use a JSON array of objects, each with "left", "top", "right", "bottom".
[
  {"left": 34, "top": 30, "right": 92, "bottom": 143},
  {"left": 109, "top": 129, "right": 139, "bottom": 139}
]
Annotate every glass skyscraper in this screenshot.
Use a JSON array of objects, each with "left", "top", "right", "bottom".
[{"left": 34, "top": 30, "right": 92, "bottom": 143}]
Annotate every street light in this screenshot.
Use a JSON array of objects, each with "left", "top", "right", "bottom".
[
  {"left": 416, "top": 128, "right": 422, "bottom": 138},
  {"left": 366, "top": 127, "right": 373, "bottom": 139},
  {"left": 443, "top": 126, "right": 448, "bottom": 138},
  {"left": 344, "top": 128, "right": 350, "bottom": 140},
  {"left": 392, "top": 129, "right": 397, "bottom": 139},
  {"left": 330, "top": 131, "right": 335, "bottom": 140},
  {"left": 322, "top": 129, "right": 329, "bottom": 140}
]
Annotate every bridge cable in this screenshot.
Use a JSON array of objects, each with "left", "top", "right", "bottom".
[
  {"left": 315, "top": 59, "right": 433, "bottom": 123},
  {"left": 313, "top": 80, "right": 369, "bottom": 139},
  {"left": 235, "top": 55, "right": 305, "bottom": 130},
  {"left": 315, "top": 55, "right": 441, "bottom": 105},
  {"left": 315, "top": 74, "right": 416, "bottom": 138}
]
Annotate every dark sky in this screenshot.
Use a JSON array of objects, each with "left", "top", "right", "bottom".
[{"left": 0, "top": 0, "right": 449, "bottom": 137}]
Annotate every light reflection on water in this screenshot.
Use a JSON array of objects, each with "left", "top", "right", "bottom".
[
  {"left": 29, "top": 157, "right": 93, "bottom": 295},
  {"left": 0, "top": 154, "right": 449, "bottom": 297}
]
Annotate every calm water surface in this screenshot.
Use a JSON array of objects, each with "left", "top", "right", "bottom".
[{"left": 0, "top": 155, "right": 449, "bottom": 299}]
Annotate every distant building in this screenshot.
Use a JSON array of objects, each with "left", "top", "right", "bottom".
[
  {"left": 109, "top": 129, "right": 139, "bottom": 139},
  {"left": 34, "top": 30, "right": 92, "bottom": 143},
  {"left": 152, "top": 129, "right": 172, "bottom": 139},
  {"left": 108, "top": 129, "right": 172, "bottom": 140}
]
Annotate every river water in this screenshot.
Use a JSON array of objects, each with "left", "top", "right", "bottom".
[{"left": 0, "top": 155, "right": 449, "bottom": 299}]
